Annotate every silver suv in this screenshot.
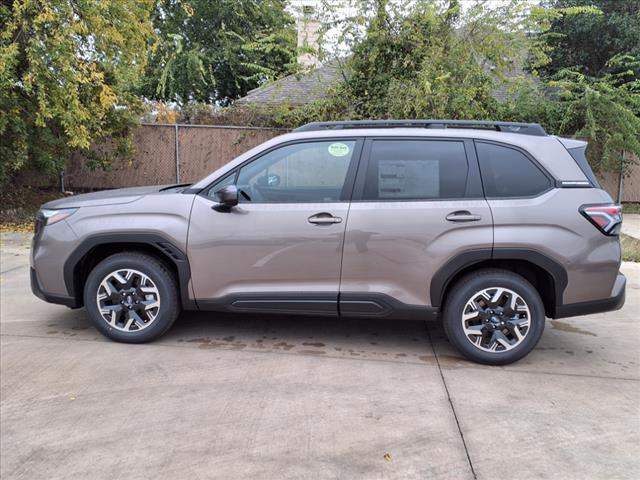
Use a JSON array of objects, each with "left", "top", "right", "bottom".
[{"left": 30, "top": 120, "right": 626, "bottom": 365}]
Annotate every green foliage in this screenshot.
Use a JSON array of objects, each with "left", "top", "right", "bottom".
[
  {"left": 554, "top": 59, "right": 639, "bottom": 172},
  {"left": 540, "top": 0, "right": 640, "bottom": 78},
  {"left": 0, "top": 0, "right": 154, "bottom": 184},
  {"left": 304, "top": 0, "right": 546, "bottom": 121},
  {"left": 266, "top": 0, "right": 640, "bottom": 173},
  {"left": 502, "top": 57, "right": 640, "bottom": 172},
  {"left": 262, "top": 1, "right": 545, "bottom": 125},
  {"left": 516, "top": 0, "right": 640, "bottom": 172},
  {"left": 140, "top": 0, "right": 297, "bottom": 105},
  {"left": 341, "top": 0, "right": 498, "bottom": 119}
]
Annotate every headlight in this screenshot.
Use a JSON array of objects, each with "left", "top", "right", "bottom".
[{"left": 40, "top": 208, "right": 78, "bottom": 225}]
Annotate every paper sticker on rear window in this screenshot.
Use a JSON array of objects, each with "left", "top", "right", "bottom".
[{"left": 328, "top": 143, "right": 350, "bottom": 157}]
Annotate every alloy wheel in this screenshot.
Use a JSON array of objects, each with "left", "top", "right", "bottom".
[
  {"left": 461, "top": 287, "right": 531, "bottom": 353},
  {"left": 96, "top": 269, "right": 160, "bottom": 332}
]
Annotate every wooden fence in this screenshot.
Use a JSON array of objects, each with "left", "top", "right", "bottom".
[{"left": 15, "top": 124, "right": 640, "bottom": 201}]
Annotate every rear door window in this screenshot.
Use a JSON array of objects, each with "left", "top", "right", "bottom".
[
  {"left": 362, "top": 140, "right": 469, "bottom": 200},
  {"left": 475, "top": 142, "right": 552, "bottom": 198}
]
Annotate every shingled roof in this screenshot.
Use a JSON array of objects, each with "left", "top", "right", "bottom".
[
  {"left": 237, "top": 61, "right": 537, "bottom": 106},
  {"left": 236, "top": 62, "right": 342, "bottom": 106}
]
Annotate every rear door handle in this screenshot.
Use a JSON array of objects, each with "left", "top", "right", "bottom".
[
  {"left": 446, "top": 210, "right": 482, "bottom": 222},
  {"left": 308, "top": 212, "right": 342, "bottom": 225}
]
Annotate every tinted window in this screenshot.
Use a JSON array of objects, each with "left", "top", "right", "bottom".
[
  {"left": 476, "top": 142, "right": 551, "bottom": 198},
  {"left": 363, "top": 140, "right": 468, "bottom": 200},
  {"left": 234, "top": 140, "right": 356, "bottom": 203}
]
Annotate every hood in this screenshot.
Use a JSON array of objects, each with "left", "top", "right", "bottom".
[{"left": 42, "top": 184, "right": 192, "bottom": 209}]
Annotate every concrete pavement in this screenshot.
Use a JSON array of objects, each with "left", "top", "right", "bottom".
[
  {"left": 1, "top": 232, "right": 639, "bottom": 479},
  {"left": 622, "top": 213, "right": 640, "bottom": 240}
]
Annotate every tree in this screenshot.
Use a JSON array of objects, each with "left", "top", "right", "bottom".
[
  {"left": 540, "top": 0, "right": 640, "bottom": 78},
  {"left": 140, "top": 0, "right": 297, "bottom": 105},
  {"left": 290, "top": 0, "right": 546, "bottom": 121},
  {"left": 279, "top": 0, "right": 640, "bottom": 172},
  {"left": 502, "top": 54, "right": 640, "bottom": 172},
  {"left": 526, "top": 0, "right": 640, "bottom": 172},
  {"left": 345, "top": 0, "right": 499, "bottom": 119},
  {"left": 0, "top": 0, "right": 155, "bottom": 183}
]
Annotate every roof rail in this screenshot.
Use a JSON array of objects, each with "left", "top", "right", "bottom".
[{"left": 294, "top": 119, "right": 547, "bottom": 136}]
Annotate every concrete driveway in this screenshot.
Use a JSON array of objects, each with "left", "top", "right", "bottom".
[
  {"left": 622, "top": 213, "right": 640, "bottom": 239},
  {"left": 1, "top": 232, "right": 639, "bottom": 480}
]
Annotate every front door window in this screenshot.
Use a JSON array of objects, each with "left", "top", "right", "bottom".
[{"left": 234, "top": 140, "right": 356, "bottom": 203}]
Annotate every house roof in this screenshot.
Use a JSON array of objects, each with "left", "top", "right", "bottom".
[
  {"left": 236, "top": 62, "right": 342, "bottom": 106},
  {"left": 237, "top": 61, "right": 537, "bottom": 106}
]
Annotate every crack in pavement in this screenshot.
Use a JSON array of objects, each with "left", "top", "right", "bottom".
[
  {"left": 426, "top": 321, "right": 478, "bottom": 480},
  {"left": 0, "top": 264, "right": 28, "bottom": 275}
]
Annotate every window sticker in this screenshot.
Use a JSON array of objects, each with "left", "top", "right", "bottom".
[
  {"left": 378, "top": 159, "right": 439, "bottom": 198},
  {"left": 327, "top": 142, "right": 350, "bottom": 157}
]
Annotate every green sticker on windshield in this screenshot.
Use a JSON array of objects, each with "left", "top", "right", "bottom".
[{"left": 328, "top": 142, "right": 350, "bottom": 157}]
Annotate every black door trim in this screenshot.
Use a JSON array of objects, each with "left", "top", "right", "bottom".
[
  {"left": 340, "top": 292, "right": 438, "bottom": 320},
  {"left": 197, "top": 292, "right": 338, "bottom": 316},
  {"left": 196, "top": 291, "right": 439, "bottom": 320}
]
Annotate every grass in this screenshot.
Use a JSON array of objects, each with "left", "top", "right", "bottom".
[
  {"left": 621, "top": 234, "right": 640, "bottom": 263},
  {"left": 623, "top": 202, "right": 640, "bottom": 214},
  {"left": 0, "top": 187, "right": 64, "bottom": 233}
]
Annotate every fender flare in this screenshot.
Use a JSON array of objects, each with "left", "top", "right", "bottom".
[
  {"left": 63, "top": 233, "right": 195, "bottom": 309},
  {"left": 430, "top": 247, "right": 568, "bottom": 308}
]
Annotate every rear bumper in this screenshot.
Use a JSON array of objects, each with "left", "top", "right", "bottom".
[
  {"left": 554, "top": 273, "right": 626, "bottom": 319},
  {"left": 30, "top": 267, "right": 80, "bottom": 309}
]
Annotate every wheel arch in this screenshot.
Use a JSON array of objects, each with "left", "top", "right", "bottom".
[
  {"left": 431, "top": 248, "right": 567, "bottom": 318},
  {"left": 64, "top": 233, "right": 195, "bottom": 309}
]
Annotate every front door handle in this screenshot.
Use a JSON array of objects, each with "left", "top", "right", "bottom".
[
  {"left": 446, "top": 210, "right": 482, "bottom": 222},
  {"left": 308, "top": 212, "right": 342, "bottom": 225}
]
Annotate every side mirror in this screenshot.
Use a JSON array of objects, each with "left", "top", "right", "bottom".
[{"left": 212, "top": 185, "right": 238, "bottom": 212}]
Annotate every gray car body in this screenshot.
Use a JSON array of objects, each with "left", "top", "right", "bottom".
[{"left": 31, "top": 127, "right": 625, "bottom": 319}]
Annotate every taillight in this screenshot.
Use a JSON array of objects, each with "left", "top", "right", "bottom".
[{"left": 580, "top": 204, "right": 622, "bottom": 236}]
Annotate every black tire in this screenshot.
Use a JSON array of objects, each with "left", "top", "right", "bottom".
[
  {"left": 83, "top": 252, "right": 180, "bottom": 343},
  {"left": 443, "top": 269, "right": 545, "bottom": 365}
]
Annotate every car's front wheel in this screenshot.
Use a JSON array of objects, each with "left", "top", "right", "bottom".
[
  {"left": 84, "top": 252, "right": 180, "bottom": 343},
  {"left": 443, "top": 269, "right": 545, "bottom": 365}
]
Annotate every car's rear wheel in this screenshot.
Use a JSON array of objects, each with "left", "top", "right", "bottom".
[
  {"left": 84, "top": 252, "right": 180, "bottom": 343},
  {"left": 443, "top": 269, "right": 545, "bottom": 365}
]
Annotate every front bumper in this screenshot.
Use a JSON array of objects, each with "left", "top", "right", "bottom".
[
  {"left": 30, "top": 267, "right": 80, "bottom": 309},
  {"left": 554, "top": 272, "right": 626, "bottom": 319}
]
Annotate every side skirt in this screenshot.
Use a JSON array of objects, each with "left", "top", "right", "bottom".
[{"left": 196, "top": 292, "right": 439, "bottom": 320}]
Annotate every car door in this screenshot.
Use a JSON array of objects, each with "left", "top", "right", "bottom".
[
  {"left": 187, "top": 138, "right": 363, "bottom": 315},
  {"left": 339, "top": 137, "right": 493, "bottom": 316}
]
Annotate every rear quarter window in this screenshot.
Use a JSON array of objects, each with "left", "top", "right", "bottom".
[
  {"left": 567, "top": 146, "right": 601, "bottom": 188},
  {"left": 476, "top": 142, "right": 552, "bottom": 198}
]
